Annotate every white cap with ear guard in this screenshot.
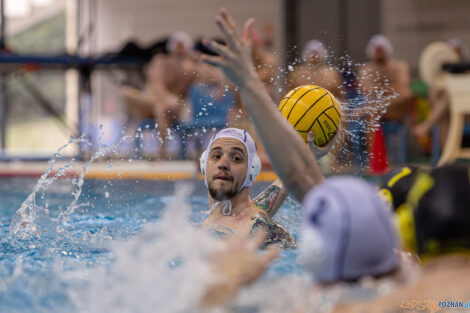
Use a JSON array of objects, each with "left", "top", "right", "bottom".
[
  {"left": 200, "top": 128, "right": 261, "bottom": 190},
  {"left": 299, "top": 177, "right": 399, "bottom": 283},
  {"left": 366, "top": 34, "right": 393, "bottom": 59},
  {"left": 302, "top": 39, "right": 328, "bottom": 62}
]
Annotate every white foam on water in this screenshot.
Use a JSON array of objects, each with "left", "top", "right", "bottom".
[
  {"left": 68, "top": 183, "right": 221, "bottom": 313},
  {"left": 0, "top": 53, "right": 409, "bottom": 312}
]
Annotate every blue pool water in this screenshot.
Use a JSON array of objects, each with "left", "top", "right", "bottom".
[{"left": 0, "top": 176, "right": 306, "bottom": 313}]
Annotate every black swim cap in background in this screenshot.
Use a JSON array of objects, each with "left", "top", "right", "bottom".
[
  {"left": 414, "top": 164, "right": 470, "bottom": 256},
  {"left": 382, "top": 164, "right": 470, "bottom": 256},
  {"left": 379, "top": 165, "right": 419, "bottom": 211}
]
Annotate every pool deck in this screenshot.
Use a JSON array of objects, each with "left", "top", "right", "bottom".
[{"left": 0, "top": 160, "right": 278, "bottom": 181}]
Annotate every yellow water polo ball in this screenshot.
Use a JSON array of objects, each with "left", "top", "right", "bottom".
[{"left": 278, "top": 85, "right": 341, "bottom": 146}]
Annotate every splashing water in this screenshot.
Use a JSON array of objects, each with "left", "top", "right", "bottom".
[
  {"left": 8, "top": 136, "right": 87, "bottom": 244},
  {"left": 69, "top": 183, "right": 223, "bottom": 313},
  {"left": 0, "top": 131, "right": 412, "bottom": 313},
  {"left": 273, "top": 47, "right": 397, "bottom": 174},
  {"left": 0, "top": 127, "right": 304, "bottom": 312},
  {"left": 0, "top": 46, "right": 407, "bottom": 312}
]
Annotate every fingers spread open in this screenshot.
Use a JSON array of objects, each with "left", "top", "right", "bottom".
[
  {"left": 221, "top": 9, "right": 238, "bottom": 35},
  {"left": 216, "top": 9, "right": 241, "bottom": 51},
  {"left": 242, "top": 18, "right": 255, "bottom": 43},
  {"left": 201, "top": 54, "right": 227, "bottom": 68},
  {"left": 202, "top": 39, "right": 234, "bottom": 60}
]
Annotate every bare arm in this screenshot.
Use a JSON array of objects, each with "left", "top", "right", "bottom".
[
  {"left": 413, "top": 87, "right": 449, "bottom": 136},
  {"left": 202, "top": 9, "right": 324, "bottom": 201},
  {"left": 252, "top": 178, "right": 287, "bottom": 217},
  {"left": 396, "top": 61, "right": 411, "bottom": 92},
  {"left": 146, "top": 55, "right": 176, "bottom": 101}
]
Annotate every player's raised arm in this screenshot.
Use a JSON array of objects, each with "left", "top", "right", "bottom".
[
  {"left": 252, "top": 179, "right": 287, "bottom": 218},
  {"left": 201, "top": 8, "right": 324, "bottom": 201}
]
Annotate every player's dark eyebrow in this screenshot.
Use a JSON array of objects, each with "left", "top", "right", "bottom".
[
  {"left": 231, "top": 147, "right": 246, "bottom": 156},
  {"left": 210, "top": 146, "right": 222, "bottom": 153}
]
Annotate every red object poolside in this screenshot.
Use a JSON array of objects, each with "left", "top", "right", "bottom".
[{"left": 370, "top": 127, "right": 388, "bottom": 174}]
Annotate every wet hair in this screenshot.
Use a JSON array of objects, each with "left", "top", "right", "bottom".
[
  {"left": 413, "top": 165, "right": 470, "bottom": 256},
  {"left": 379, "top": 165, "right": 419, "bottom": 211}
]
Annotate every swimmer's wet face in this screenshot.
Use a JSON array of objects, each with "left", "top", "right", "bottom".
[{"left": 206, "top": 138, "right": 248, "bottom": 201}]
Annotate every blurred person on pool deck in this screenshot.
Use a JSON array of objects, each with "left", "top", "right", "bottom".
[
  {"left": 198, "top": 9, "right": 408, "bottom": 309},
  {"left": 358, "top": 35, "right": 414, "bottom": 166},
  {"left": 121, "top": 31, "right": 198, "bottom": 159},
  {"left": 200, "top": 128, "right": 295, "bottom": 249},
  {"left": 287, "top": 39, "right": 344, "bottom": 100}
]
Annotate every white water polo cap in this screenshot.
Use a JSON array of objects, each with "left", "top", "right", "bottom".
[
  {"left": 200, "top": 128, "right": 261, "bottom": 190},
  {"left": 298, "top": 177, "right": 399, "bottom": 284}
]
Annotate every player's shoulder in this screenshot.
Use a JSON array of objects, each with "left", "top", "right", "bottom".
[
  {"left": 358, "top": 62, "right": 375, "bottom": 74},
  {"left": 290, "top": 63, "right": 309, "bottom": 75},
  {"left": 389, "top": 58, "right": 410, "bottom": 71},
  {"left": 323, "top": 65, "right": 342, "bottom": 78},
  {"left": 149, "top": 53, "right": 172, "bottom": 67}
]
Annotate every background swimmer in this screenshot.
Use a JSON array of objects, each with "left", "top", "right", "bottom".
[
  {"left": 379, "top": 163, "right": 470, "bottom": 255},
  {"left": 122, "top": 32, "right": 201, "bottom": 159},
  {"left": 287, "top": 39, "right": 344, "bottom": 101},
  {"left": 358, "top": 34, "right": 414, "bottom": 165}
]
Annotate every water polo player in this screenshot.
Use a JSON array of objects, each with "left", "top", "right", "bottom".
[
  {"left": 201, "top": 128, "right": 296, "bottom": 249},
  {"left": 192, "top": 10, "right": 432, "bottom": 310},
  {"left": 201, "top": 5, "right": 401, "bottom": 269},
  {"left": 201, "top": 177, "right": 406, "bottom": 309},
  {"left": 379, "top": 164, "right": 470, "bottom": 256},
  {"left": 326, "top": 166, "right": 470, "bottom": 312}
]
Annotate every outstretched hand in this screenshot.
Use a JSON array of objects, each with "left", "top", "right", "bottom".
[
  {"left": 200, "top": 8, "right": 325, "bottom": 202},
  {"left": 212, "top": 230, "right": 279, "bottom": 285},
  {"left": 201, "top": 8, "right": 259, "bottom": 88},
  {"left": 200, "top": 230, "right": 279, "bottom": 308},
  {"left": 307, "top": 129, "right": 339, "bottom": 160}
]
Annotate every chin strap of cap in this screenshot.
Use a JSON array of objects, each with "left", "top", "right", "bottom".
[{"left": 210, "top": 200, "right": 232, "bottom": 216}]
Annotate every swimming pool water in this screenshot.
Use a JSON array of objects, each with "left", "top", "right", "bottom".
[{"left": 0, "top": 177, "right": 305, "bottom": 313}]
